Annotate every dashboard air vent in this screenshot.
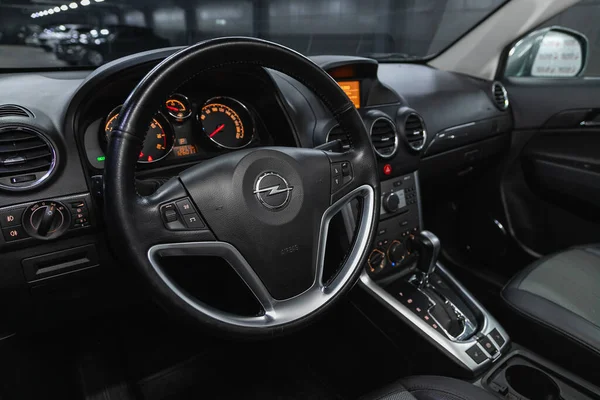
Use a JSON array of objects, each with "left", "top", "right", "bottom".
[
  {"left": 0, "top": 125, "right": 57, "bottom": 191},
  {"left": 326, "top": 125, "right": 351, "bottom": 152},
  {"left": 0, "top": 105, "right": 33, "bottom": 118},
  {"left": 370, "top": 118, "right": 398, "bottom": 159},
  {"left": 403, "top": 113, "right": 427, "bottom": 151},
  {"left": 492, "top": 82, "right": 509, "bottom": 110}
]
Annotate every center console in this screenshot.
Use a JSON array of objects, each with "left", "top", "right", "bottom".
[{"left": 347, "top": 171, "right": 510, "bottom": 374}]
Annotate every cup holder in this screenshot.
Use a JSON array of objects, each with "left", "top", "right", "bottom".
[{"left": 505, "top": 365, "right": 562, "bottom": 400}]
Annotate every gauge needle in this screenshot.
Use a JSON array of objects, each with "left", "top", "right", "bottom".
[
  {"left": 209, "top": 124, "right": 226, "bottom": 138},
  {"left": 166, "top": 105, "right": 179, "bottom": 112}
]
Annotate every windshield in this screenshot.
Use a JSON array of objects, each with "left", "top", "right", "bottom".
[{"left": 0, "top": 0, "right": 507, "bottom": 69}]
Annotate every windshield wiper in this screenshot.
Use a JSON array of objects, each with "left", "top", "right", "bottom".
[{"left": 360, "top": 52, "right": 421, "bottom": 61}]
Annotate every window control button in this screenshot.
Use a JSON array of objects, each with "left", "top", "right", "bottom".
[
  {"left": 183, "top": 213, "right": 205, "bottom": 229},
  {"left": 176, "top": 198, "right": 195, "bottom": 215}
]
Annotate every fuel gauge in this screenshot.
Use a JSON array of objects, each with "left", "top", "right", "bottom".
[{"left": 166, "top": 93, "right": 192, "bottom": 121}]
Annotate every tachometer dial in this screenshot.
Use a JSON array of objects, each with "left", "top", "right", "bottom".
[
  {"left": 200, "top": 97, "right": 254, "bottom": 149},
  {"left": 166, "top": 93, "right": 192, "bottom": 120},
  {"left": 104, "top": 106, "right": 174, "bottom": 163}
]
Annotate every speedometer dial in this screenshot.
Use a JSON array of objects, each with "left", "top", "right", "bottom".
[
  {"left": 200, "top": 97, "right": 254, "bottom": 149},
  {"left": 104, "top": 106, "right": 174, "bottom": 163}
]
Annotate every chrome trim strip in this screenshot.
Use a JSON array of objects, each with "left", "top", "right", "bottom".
[
  {"left": 359, "top": 262, "right": 510, "bottom": 372},
  {"left": 441, "top": 121, "right": 476, "bottom": 133},
  {"left": 147, "top": 184, "right": 375, "bottom": 328}
]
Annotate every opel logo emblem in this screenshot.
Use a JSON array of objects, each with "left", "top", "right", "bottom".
[{"left": 253, "top": 172, "right": 293, "bottom": 210}]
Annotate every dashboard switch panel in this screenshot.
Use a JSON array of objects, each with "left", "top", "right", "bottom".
[
  {"left": 0, "top": 194, "right": 94, "bottom": 248},
  {"left": 367, "top": 172, "right": 421, "bottom": 278}
]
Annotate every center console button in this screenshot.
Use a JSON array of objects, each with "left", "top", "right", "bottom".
[
  {"left": 466, "top": 344, "right": 487, "bottom": 364},
  {"left": 478, "top": 336, "right": 498, "bottom": 355},
  {"left": 383, "top": 192, "right": 400, "bottom": 213},
  {"left": 489, "top": 328, "right": 505, "bottom": 347}
]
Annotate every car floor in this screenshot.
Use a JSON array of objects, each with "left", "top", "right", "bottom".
[{"left": 0, "top": 298, "right": 430, "bottom": 400}]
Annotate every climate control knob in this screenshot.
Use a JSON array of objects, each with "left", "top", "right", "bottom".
[
  {"left": 22, "top": 201, "right": 71, "bottom": 240},
  {"left": 387, "top": 240, "right": 407, "bottom": 264},
  {"left": 368, "top": 249, "right": 387, "bottom": 274},
  {"left": 383, "top": 192, "right": 400, "bottom": 213}
]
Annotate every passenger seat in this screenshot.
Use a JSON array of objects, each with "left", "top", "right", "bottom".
[{"left": 502, "top": 245, "right": 600, "bottom": 380}]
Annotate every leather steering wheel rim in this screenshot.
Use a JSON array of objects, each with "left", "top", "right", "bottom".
[{"left": 104, "top": 37, "right": 380, "bottom": 336}]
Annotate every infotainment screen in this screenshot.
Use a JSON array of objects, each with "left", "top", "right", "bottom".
[{"left": 337, "top": 81, "right": 361, "bottom": 109}]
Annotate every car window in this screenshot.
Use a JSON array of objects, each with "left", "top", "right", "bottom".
[{"left": 1, "top": 0, "right": 508, "bottom": 69}]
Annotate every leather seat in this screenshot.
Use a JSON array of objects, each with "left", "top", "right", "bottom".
[
  {"left": 502, "top": 245, "right": 600, "bottom": 357},
  {"left": 502, "top": 245, "right": 600, "bottom": 382},
  {"left": 363, "top": 376, "right": 497, "bottom": 400}
]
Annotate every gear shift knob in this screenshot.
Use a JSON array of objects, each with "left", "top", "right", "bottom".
[{"left": 412, "top": 230, "right": 441, "bottom": 278}]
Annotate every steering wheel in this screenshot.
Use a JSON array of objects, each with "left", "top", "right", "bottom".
[{"left": 104, "top": 37, "right": 380, "bottom": 336}]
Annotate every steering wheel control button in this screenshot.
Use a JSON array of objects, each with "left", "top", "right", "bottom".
[
  {"left": 332, "top": 163, "right": 342, "bottom": 177},
  {"left": 331, "top": 175, "right": 343, "bottom": 192},
  {"left": 183, "top": 213, "right": 205, "bottom": 229},
  {"left": 478, "top": 336, "right": 498, "bottom": 355},
  {"left": 164, "top": 209, "right": 178, "bottom": 223},
  {"left": 161, "top": 198, "right": 205, "bottom": 230},
  {"left": 489, "top": 328, "right": 505, "bottom": 347},
  {"left": 253, "top": 172, "right": 293, "bottom": 210},
  {"left": 466, "top": 344, "right": 488, "bottom": 364},
  {"left": 176, "top": 199, "right": 195, "bottom": 215},
  {"left": 0, "top": 207, "right": 25, "bottom": 228},
  {"left": 2, "top": 226, "right": 27, "bottom": 242}
]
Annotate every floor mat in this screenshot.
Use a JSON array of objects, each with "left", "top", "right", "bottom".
[{"left": 137, "top": 344, "right": 342, "bottom": 400}]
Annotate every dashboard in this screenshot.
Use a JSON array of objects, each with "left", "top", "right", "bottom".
[{"left": 0, "top": 47, "right": 512, "bottom": 331}]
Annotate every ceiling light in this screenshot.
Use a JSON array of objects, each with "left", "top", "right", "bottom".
[
  {"left": 54, "top": 6, "right": 61, "bottom": 12},
  {"left": 81, "top": 0, "right": 90, "bottom": 5},
  {"left": 31, "top": 13, "right": 37, "bottom": 18},
  {"left": 69, "top": 2, "right": 78, "bottom": 8},
  {"left": 94, "top": 0, "right": 105, "bottom": 2},
  {"left": 61, "top": 5, "right": 68, "bottom": 10},
  {"left": 41, "top": 10, "right": 47, "bottom": 16},
  {"left": 48, "top": 9, "right": 54, "bottom": 14}
]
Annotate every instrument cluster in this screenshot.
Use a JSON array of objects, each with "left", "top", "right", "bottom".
[{"left": 101, "top": 94, "right": 257, "bottom": 165}]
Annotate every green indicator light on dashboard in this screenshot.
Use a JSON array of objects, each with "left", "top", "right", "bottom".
[{"left": 97, "top": 156, "right": 106, "bottom": 162}]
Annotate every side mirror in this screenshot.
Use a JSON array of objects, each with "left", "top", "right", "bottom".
[{"left": 505, "top": 27, "right": 588, "bottom": 78}]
